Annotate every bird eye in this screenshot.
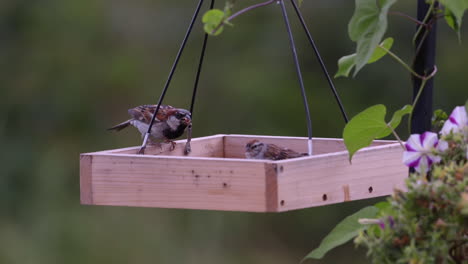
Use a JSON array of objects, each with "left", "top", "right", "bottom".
[{"left": 175, "top": 112, "right": 184, "bottom": 119}]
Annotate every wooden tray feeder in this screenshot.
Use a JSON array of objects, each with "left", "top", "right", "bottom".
[
  {"left": 80, "top": 1, "right": 408, "bottom": 212},
  {"left": 80, "top": 134, "right": 406, "bottom": 212}
]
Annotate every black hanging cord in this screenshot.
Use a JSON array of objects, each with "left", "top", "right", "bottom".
[
  {"left": 189, "top": 0, "right": 215, "bottom": 117},
  {"left": 139, "top": 0, "right": 205, "bottom": 154},
  {"left": 279, "top": 0, "right": 313, "bottom": 155},
  {"left": 183, "top": 0, "right": 215, "bottom": 155},
  {"left": 289, "top": 0, "right": 349, "bottom": 124}
]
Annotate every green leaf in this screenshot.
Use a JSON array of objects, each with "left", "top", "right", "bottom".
[
  {"left": 298, "top": 0, "right": 304, "bottom": 6},
  {"left": 348, "top": 0, "right": 397, "bottom": 76},
  {"left": 335, "top": 37, "right": 394, "bottom": 78},
  {"left": 375, "top": 104, "right": 412, "bottom": 138},
  {"left": 445, "top": 8, "right": 461, "bottom": 39},
  {"left": 440, "top": 0, "right": 468, "bottom": 38},
  {"left": 343, "top": 105, "right": 388, "bottom": 161},
  {"left": 335, "top": 54, "right": 357, "bottom": 78},
  {"left": 303, "top": 206, "right": 379, "bottom": 260},
  {"left": 202, "top": 9, "right": 226, "bottom": 36},
  {"left": 368, "top": 37, "right": 394, "bottom": 63},
  {"left": 343, "top": 104, "right": 412, "bottom": 161},
  {"left": 374, "top": 201, "right": 390, "bottom": 211}
]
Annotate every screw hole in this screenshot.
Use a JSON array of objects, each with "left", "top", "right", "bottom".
[
  {"left": 368, "top": 186, "right": 373, "bottom": 193},
  {"left": 223, "top": 182, "right": 228, "bottom": 188},
  {"left": 279, "top": 166, "right": 284, "bottom": 172},
  {"left": 280, "top": 200, "right": 285, "bottom": 206},
  {"left": 322, "top": 194, "right": 328, "bottom": 201}
]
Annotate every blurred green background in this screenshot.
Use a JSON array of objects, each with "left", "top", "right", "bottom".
[{"left": 1, "top": 0, "right": 467, "bottom": 263}]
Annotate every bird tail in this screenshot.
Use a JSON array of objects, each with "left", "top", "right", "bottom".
[{"left": 107, "top": 120, "right": 132, "bottom": 131}]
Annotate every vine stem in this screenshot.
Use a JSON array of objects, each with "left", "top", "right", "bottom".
[
  {"left": 378, "top": 46, "right": 426, "bottom": 79},
  {"left": 227, "top": 0, "right": 275, "bottom": 21},
  {"left": 412, "top": 0, "right": 435, "bottom": 44},
  {"left": 389, "top": 11, "right": 425, "bottom": 26},
  {"left": 212, "top": 0, "right": 276, "bottom": 34},
  {"left": 407, "top": 66, "right": 438, "bottom": 134},
  {"left": 386, "top": 123, "right": 406, "bottom": 150}
]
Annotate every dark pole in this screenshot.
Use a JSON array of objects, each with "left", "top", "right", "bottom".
[{"left": 411, "top": 0, "right": 437, "bottom": 134}]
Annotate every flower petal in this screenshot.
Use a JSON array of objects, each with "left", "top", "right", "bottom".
[
  {"left": 421, "top": 132, "right": 438, "bottom": 149},
  {"left": 403, "top": 151, "right": 421, "bottom": 167},
  {"left": 437, "top": 140, "right": 449, "bottom": 152},
  {"left": 405, "top": 134, "right": 424, "bottom": 151},
  {"left": 415, "top": 156, "right": 429, "bottom": 174},
  {"left": 441, "top": 106, "right": 468, "bottom": 135}
]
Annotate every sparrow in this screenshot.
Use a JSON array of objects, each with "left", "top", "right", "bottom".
[
  {"left": 245, "top": 140, "right": 308, "bottom": 160},
  {"left": 108, "top": 104, "right": 191, "bottom": 149}
]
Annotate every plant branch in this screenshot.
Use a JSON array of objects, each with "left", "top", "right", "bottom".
[
  {"left": 389, "top": 11, "right": 425, "bottom": 25},
  {"left": 211, "top": 0, "right": 276, "bottom": 34},
  {"left": 407, "top": 66, "right": 438, "bottom": 133},
  {"left": 378, "top": 46, "right": 426, "bottom": 79},
  {"left": 386, "top": 123, "right": 406, "bottom": 150},
  {"left": 412, "top": 0, "right": 435, "bottom": 44}
]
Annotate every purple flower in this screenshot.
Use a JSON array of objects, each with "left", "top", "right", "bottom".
[
  {"left": 441, "top": 106, "right": 468, "bottom": 136},
  {"left": 388, "top": 216, "right": 395, "bottom": 228},
  {"left": 403, "top": 132, "right": 441, "bottom": 174},
  {"left": 378, "top": 220, "right": 385, "bottom": 230}
]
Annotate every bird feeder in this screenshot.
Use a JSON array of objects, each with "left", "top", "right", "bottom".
[
  {"left": 80, "top": 134, "right": 406, "bottom": 212},
  {"left": 80, "top": 0, "right": 408, "bottom": 212}
]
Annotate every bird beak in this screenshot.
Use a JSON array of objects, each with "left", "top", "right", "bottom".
[{"left": 182, "top": 117, "right": 191, "bottom": 126}]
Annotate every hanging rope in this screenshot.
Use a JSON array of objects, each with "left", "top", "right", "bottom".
[
  {"left": 289, "top": 0, "right": 349, "bottom": 124},
  {"left": 185, "top": 0, "right": 216, "bottom": 154},
  {"left": 139, "top": 0, "right": 205, "bottom": 154},
  {"left": 279, "top": 0, "right": 313, "bottom": 155}
]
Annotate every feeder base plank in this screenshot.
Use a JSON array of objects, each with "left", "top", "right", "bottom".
[{"left": 83, "top": 154, "right": 271, "bottom": 212}]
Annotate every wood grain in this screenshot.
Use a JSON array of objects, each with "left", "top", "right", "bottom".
[
  {"left": 91, "top": 134, "right": 225, "bottom": 157},
  {"left": 274, "top": 143, "right": 406, "bottom": 212},
  {"left": 80, "top": 155, "right": 93, "bottom": 204},
  {"left": 89, "top": 154, "right": 270, "bottom": 212}
]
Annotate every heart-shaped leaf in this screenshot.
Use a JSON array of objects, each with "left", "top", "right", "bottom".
[
  {"left": 303, "top": 206, "right": 379, "bottom": 260},
  {"left": 440, "top": 0, "right": 468, "bottom": 39},
  {"left": 343, "top": 104, "right": 411, "bottom": 161},
  {"left": 335, "top": 37, "right": 394, "bottom": 78},
  {"left": 348, "top": 0, "right": 397, "bottom": 76}
]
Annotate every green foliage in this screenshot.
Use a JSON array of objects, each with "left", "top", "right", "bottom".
[
  {"left": 432, "top": 109, "right": 449, "bottom": 132},
  {"left": 355, "top": 137, "right": 468, "bottom": 263},
  {"left": 440, "top": 0, "right": 468, "bottom": 38},
  {"left": 347, "top": 0, "right": 397, "bottom": 76},
  {"left": 335, "top": 37, "right": 394, "bottom": 78},
  {"left": 202, "top": 9, "right": 226, "bottom": 36},
  {"left": 303, "top": 206, "right": 379, "bottom": 260},
  {"left": 343, "top": 104, "right": 412, "bottom": 161}
]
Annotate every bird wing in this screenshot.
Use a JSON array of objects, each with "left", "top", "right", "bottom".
[
  {"left": 264, "top": 144, "right": 283, "bottom": 160},
  {"left": 266, "top": 144, "right": 306, "bottom": 160},
  {"left": 128, "top": 104, "right": 174, "bottom": 124}
]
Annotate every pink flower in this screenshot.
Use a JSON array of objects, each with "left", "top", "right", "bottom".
[
  {"left": 441, "top": 106, "right": 468, "bottom": 136},
  {"left": 403, "top": 132, "right": 441, "bottom": 174}
]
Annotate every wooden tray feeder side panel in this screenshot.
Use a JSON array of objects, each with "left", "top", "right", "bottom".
[
  {"left": 274, "top": 143, "right": 407, "bottom": 212},
  {"left": 81, "top": 135, "right": 276, "bottom": 212},
  {"left": 80, "top": 134, "right": 407, "bottom": 212}
]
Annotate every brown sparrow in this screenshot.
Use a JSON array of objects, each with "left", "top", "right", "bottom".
[
  {"left": 245, "top": 140, "right": 308, "bottom": 160},
  {"left": 108, "top": 104, "right": 191, "bottom": 148}
]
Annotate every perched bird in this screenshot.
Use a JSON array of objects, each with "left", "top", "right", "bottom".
[
  {"left": 108, "top": 104, "right": 191, "bottom": 149},
  {"left": 245, "top": 140, "right": 308, "bottom": 160}
]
